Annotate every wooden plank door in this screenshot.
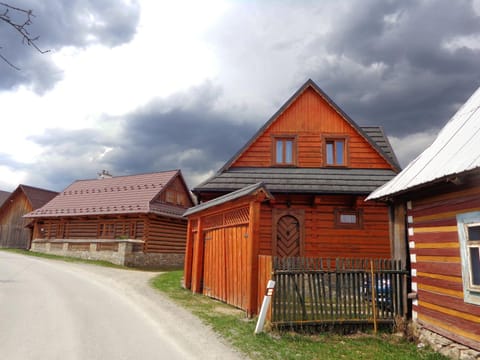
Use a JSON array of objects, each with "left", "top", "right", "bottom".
[{"left": 276, "top": 215, "right": 301, "bottom": 257}]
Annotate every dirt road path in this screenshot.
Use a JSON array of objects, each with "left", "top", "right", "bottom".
[{"left": 0, "top": 251, "right": 245, "bottom": 360}]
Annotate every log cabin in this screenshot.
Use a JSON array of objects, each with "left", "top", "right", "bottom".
[
  {"left": 0, "top": 185, "right": 57, "bottom": 249},
  {"left": 368, "top": 86, "right": 480, "bottom": 355},
  {"left": 184, "top": 79, "right": 401, "bottom": 315},
  {"left": 25, "top": 170, "right": 194, "bottom": 268}
]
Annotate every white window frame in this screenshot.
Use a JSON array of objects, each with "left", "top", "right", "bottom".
[{"left": 457, "top": 211, "right": 480, "bottom": 305}]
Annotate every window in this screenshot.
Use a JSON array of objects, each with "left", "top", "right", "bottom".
[
  {"left": 98, "top": 222, "right": 115, "bottom": 238},
  {"left": 335, "top": 208, "right": 363, "bottom": 228},
  {"left": 457, "top": 212, "right": 480, "bottom": 304},
  {"left": 325, "top": 138, "right": 347, "bottom": 166},
  {"left": 274, "top": 137, "right": 296, "bottom": 165}
]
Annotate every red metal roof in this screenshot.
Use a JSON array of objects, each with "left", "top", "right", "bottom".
[{"left": 26, "top": 170, "right": 186, "bottom": 218}]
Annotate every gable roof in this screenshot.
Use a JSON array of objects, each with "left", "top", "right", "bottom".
[
  {"left": 20, "top": 185, "right": 58, "bottom": 209},
  {"left": 219, "top": 79, "right": 400, "bottom": 173},
  {"left": 194, "top": 80, "right": 399, "bottom": 196},
  {"left": 0, "top": 185, "right": 57, "bottom": 213},
  {"left": 0, "top": 190, "right": 10, "bottom": 207},
  {"left": 368, "top": 85, "right": 480, "bottom": 200},
  {"left": 26, "top": 170, "right": 191, "bottom": 218},
  {"left": 184, "top": 182, "right": 273, "bottom": 217}
]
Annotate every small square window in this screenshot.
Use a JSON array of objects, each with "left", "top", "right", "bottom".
[{"left": 335, "top": 208, "right": 363, "bottom": 228}]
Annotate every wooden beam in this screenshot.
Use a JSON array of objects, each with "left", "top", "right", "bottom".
[{"left": 246, "top": 199, "right": 261, "bottom": 316}]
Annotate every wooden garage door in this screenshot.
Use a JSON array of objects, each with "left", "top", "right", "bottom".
[{"left": 203, "top": 224, "right": 249, "bottom": 309}]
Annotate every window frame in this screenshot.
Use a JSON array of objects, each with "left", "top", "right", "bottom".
[
  {"left": 456, "top": 211, "right": 480, "bottom": 305},
  {"left": 334, "top": 208, "right": 363, "bottom": 229},
  {"left": 323, "top": 135, "right": 348, "bottom": 167},
  {"left": 98, "top": 222, "right": 115, "bottom": 239},
  {"left": 272, "top": 135, "right": 297, "bottom": 166}
]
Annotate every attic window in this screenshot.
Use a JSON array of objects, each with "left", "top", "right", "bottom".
[
  {"left": 324, "top": 137, "right": 347, "bottom": 166},
  {"left": 273, "top": 136, "right": 296, "bottom": 166}
]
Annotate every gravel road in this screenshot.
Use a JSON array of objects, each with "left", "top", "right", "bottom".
[{"left": 0, "top": 251, "right": 245, "bottom": 360}]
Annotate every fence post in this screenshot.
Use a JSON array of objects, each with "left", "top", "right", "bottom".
[
  {"left": 255, "top": 280, "right": 276, "bottom": 334},
  {"left": 370, "top": 260, "right": 377, "bottom": 334}
]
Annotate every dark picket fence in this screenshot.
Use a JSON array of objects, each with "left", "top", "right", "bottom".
[{"left": 271, "top": 257, "right": 408, "bottom": 330}]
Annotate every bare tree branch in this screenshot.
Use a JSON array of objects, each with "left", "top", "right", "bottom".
[{"left": 0, "top": 2, "right": 50, "bottom": 70}]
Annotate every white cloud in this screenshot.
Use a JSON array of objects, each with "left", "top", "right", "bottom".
[{"left": 389, "top": 130, "right": 439, "bottom": 168}]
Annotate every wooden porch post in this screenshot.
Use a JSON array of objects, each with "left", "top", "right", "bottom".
[
  {"left": 183, "top": 219, "right": 194, "bottom": 289},
  {"left": 246, "top": 198, "right": 261, "bottom": 316},
  {"left": 191, "top": 217, "right": 204, "bottom": 294}
]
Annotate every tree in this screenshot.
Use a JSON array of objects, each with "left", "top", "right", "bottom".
[{"left": 0, "top": 2, "right": 49, "bottom": 70}]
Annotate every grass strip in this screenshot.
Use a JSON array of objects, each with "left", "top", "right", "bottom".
[
  {"left": 152, "top": 271, "right": 447, "bottom": 360},
  {"left": 0, "top": 248, "right": 128, "bottom": 269}
]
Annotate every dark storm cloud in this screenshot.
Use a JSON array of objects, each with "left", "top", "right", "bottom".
[
  {"left": 22, "top": 83, "right": 258, "bottom": 190},
  {"left": 303, "top": 0, "right": 480, "bottom": 136},
  {"left": 0, "top": 0, "right": 140, "bottom": 93},
  {"left": 107, "top": 84, "right": 258, "bottom": 185}
]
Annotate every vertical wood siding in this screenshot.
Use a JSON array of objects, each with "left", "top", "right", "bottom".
[
  {"left": 232, "top": 87, "right": 393, "bottom": 170},
  {"left": 0, "top": 192, "right": 33, "bottom": 248},
  {"left": 409, "top": 182, "right": 480, "bottom": 350},
  {"left": 203, "top": 225, "right": 249, "bottom": 309}
]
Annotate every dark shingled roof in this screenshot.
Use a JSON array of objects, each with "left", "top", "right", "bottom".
[
  {"left": 26, "top": 170, "right": 190, "bottom": 219},
  {"left": 20, "top": 185, "right": 58, "bottom": 210},
  {"left": 360, "top": 126, "right": 399, "bottom": 168},
  {"left": 194, "top": 167, "right": 397, "bottom": 195},
  {"left": 185, "top": 182, "right": 273, "bottom": 217}
]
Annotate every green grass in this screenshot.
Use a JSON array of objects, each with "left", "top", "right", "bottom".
[
  {"left": 152, "top": 271, "right": 448, "bottom": 360},
  {"left": 0, "top": 248, "right": 129, "bottom": 269}
]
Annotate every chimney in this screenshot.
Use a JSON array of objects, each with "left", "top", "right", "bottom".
[{"left": 98, "top": 170, "right": 113, "bottom": 179}]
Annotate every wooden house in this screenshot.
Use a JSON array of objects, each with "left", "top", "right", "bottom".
[
  {"left": 25, "top": 170, "right": 194, "bottom": 268},
  {"left": 368, "top": 86, "right": 480, "bottom": 355},
  {"left": 0, "top": 185, "right": 57, "bottom": 249},
  {"left": 184, "top": 79, "right": 401, "bottom": 315},
  {"left": 0, "top": 190, "right": 10, "bottom": 207}
]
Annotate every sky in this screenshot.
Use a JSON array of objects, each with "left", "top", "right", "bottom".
[{"left": 1, "top": 0, "right": 480, "bottom": 193}]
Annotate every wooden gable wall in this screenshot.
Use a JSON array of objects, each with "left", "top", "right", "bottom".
[
  {"left": 156, "top": 175, "right": 193, "bottom": 207},
  {"left": 0, "top": 190, "right": 33, "bottom": 248},
  {"left": 232, "top": 87, "right": 393, "bottom": 170},
  {"left": 0, "top": 190, "right": 32, "bottom": 226}
]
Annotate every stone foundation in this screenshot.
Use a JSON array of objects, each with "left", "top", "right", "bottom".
[
  {"left": 125, "top": 252, "right": 184, "bottom": 269},
  {"left": 30, "top": 238, "right": 184, "bottom": 268},
  {"left": 412, "top": 322, "right": 480, "bottom": 359}
]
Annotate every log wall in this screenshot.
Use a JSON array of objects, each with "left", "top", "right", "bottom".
[
  {"left": 144, "top": 216, "right": 187, "bottom": 254},
  {"left": 259, "top": 194, "right": 391, "bottom": 259},
  {"left": 408, "top": 176, "right": 480, "bottom": 351}
]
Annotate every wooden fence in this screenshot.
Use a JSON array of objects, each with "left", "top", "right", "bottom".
[
  {"left": 0, "top": 224, "right": 31, "bottom": 249},
  {"left": 271, "top": 257, "right": 408, "bottom": 329}
]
